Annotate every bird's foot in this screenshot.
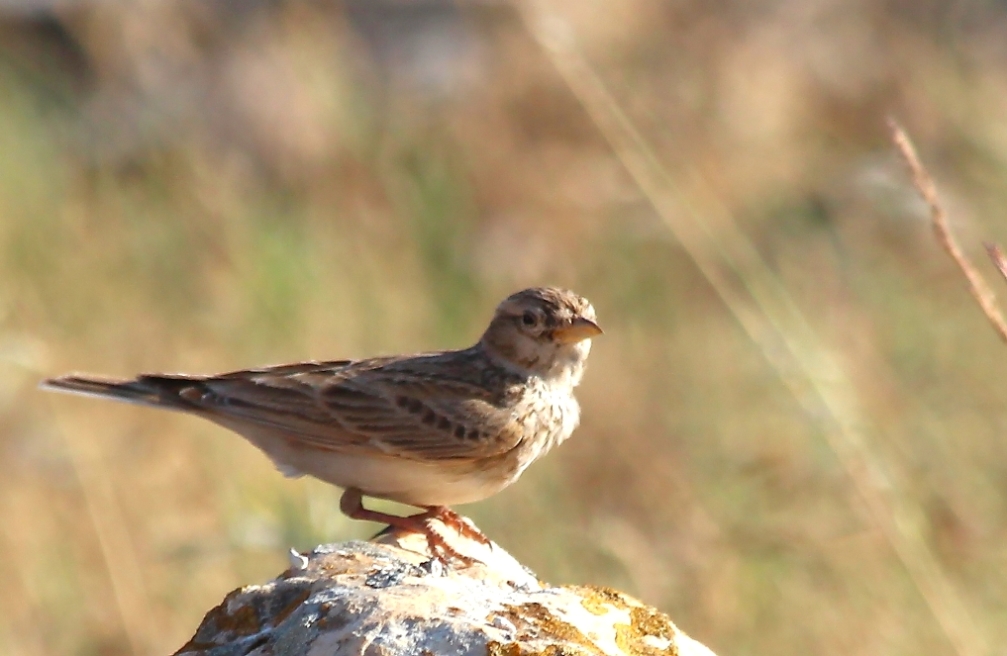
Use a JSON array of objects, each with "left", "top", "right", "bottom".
[
  {"left": 339, "top": 488, "right": 485, "bottom": 566},
  {"left": 418, "top": 506, "right": 493, "bottom": 547}
]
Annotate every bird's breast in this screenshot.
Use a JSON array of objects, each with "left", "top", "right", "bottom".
[{"left": 509, "top": 378, "right": 581, "bottom": 468}]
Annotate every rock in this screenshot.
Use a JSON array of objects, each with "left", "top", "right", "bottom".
[{"left": 174, "top": 517, "right": 717, "bottom": 656}]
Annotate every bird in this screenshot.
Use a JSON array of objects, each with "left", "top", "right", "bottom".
[{"left": 41, "top": 287, "right": 602, "bottom": 561}]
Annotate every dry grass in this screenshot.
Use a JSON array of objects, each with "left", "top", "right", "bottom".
[{"left": 3, "top": 2, "right": 1007, "bottom": 655}]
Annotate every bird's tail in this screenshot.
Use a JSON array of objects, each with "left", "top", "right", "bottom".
[{"left": 40, "top": 374, "right": 200, "bottom": 410}]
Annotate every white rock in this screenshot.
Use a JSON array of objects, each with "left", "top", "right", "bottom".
[{"left": 175, "top": 518, "right": 718, "bottom": 656}]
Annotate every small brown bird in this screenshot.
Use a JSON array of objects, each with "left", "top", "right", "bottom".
[{"left": 42, "top": 287, "right": 601, "bottom": 558}]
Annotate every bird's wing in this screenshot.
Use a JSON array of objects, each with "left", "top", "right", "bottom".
[{"left": 184, "top": 355, "right": 527, "bottom": 461}]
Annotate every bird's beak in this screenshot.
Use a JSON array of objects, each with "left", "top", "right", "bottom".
[{"left": 553, "top": 317, "right": 604, "bottom": 344}]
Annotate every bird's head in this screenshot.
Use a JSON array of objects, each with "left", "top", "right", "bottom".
[{"left": 480, "top": 287, "right": 602, "bottom": 383}]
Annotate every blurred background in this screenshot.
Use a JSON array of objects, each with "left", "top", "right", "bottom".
[{"left": 2, "top": 0, "right": 1007, "bottom": 654}]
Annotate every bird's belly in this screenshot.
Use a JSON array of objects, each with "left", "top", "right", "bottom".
[
  {"left": 331, "top": 453, "right": 513, "bottom": 506},
  {"left": 269, "top": 442, "right": 514, "bottom": 507}
]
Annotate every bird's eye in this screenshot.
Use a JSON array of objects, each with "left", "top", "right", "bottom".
[{"left": 521, "top": 311, "right": 537, "bottom": 327}]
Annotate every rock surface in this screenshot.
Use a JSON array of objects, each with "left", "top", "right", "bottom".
[{"left": 175, "top": 519, "right": 717, "bottom": 656}]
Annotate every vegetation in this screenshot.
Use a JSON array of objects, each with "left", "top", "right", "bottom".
[{"left": 2, "top": 2, "right": 1007, "bottom": 654}]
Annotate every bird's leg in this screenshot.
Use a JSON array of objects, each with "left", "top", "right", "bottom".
[
  {"left": 339, "top": 487, "right": 416, "bottom": 529},
  {"left": 339, "top": 488, "right": 481, "bottom": 564}
]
